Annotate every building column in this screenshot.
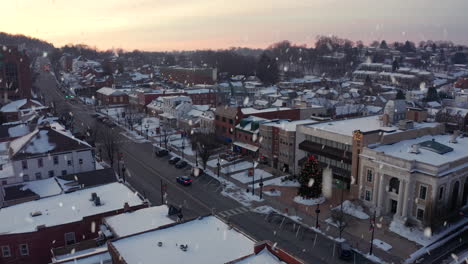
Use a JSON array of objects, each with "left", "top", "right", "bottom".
[
  {"left": 397, "top": 181, "right": 405, "bottom": 217},
  {"left": 402, "top": 180, "right": 411, "bottom": 219},
  {"left": 377, "top": 174, "right": 385, "bottom": 216}
]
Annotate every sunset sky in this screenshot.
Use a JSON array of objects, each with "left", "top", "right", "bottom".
[{"left": 2, "top": 0, "right": 467, "bottom": 51}]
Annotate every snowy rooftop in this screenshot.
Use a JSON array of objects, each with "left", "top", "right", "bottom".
[
  {"left": 371, "top": 134, "right": 468, "bottom": 166},
  {"left": 111, "top": 216, "right": 254, "bottom": 264},
  {"left": 105, "top": 206, "right": 174, "bottom": 238},
  {"left": 264, "top": 119, "right": 318, "bottom": 131},
  {"left": 54, "top": 246, "right": 110, "bottom": 264},
  {"left": 0, "top": 182, "right": 144, "bottom": 234},
  {"left": 96, "top": 87, "right": 125, "bottom": 96},
  {"left": 241, "top": 107, "right": 290, "bottom": 115},
  {"left": 305, "top": 115, "right": 438, "bottom": 137},
  {"left": 232, "top": 248, "right": 284, "bottom": 264}
]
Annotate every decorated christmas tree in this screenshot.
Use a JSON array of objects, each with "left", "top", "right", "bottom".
[{"left": 298, "top": 155, "right": 323, "bottom": 198}]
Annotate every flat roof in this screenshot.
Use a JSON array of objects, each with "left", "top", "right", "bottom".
[
  {"left": 105, "top": 206, "right": 174, "bottom": 237},
  {"left": 111, "top": 216, "right": 254, "bottom": 264},
  {"left": 371, "top": 134, "right": 468, "bottom": 166},
  {"left": 241, "top": 107, "right": 291, "bottom": 115},
  {"left": 264, "top": 119, "right": 319, "bottom": 131},
  {"left": 0, "top": 182, "right": 144, "bottom": 234},
  {"left": 304, "top": 115, "right": 438, "bottom": 137}
]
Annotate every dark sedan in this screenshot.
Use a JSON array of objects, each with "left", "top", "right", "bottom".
[
  {"left": 168, "top": 156, "right": 181, "bottom": 164},
  {"left": 176, "top": 176, "right": 192, "bottom": 186},
  {"left": 175, "top": 160, "right": 188, "bottom": 169}
]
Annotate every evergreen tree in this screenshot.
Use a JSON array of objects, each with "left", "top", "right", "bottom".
[
  {"left": 396, "top": 90, "right": 406, "bottom": 100},
  {"left": 379, "top": 40, "right": 388, "bottom": 49},
  {"left": 298, "top": 155, "right": 322, "bottom": 198},
  {"left": 425, "top": 86, "right": 439, "bottom": 102},
  {"left": 256, "top": 52, "right": 279, "bottom": 85},
  {"left": 392, "top": 59, "right": 400, "bottom": 72}
]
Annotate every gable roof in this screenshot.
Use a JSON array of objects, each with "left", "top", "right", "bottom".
[{"left": 9, "top": 126, "right": 91, "bottom": 160}]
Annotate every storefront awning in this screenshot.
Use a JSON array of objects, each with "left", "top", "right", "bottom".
[{"left": 233, "top": 141, "right": 259, "bottom": 152}]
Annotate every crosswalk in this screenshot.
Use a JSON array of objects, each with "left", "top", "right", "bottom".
[{"left": 217, "top": 207, "right": 250, "bottom": 218}]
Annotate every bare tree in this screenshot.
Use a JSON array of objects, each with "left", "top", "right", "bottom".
[
  {"left": 190, "top": 132, "right": 221, "bottom": 170},
  {"left": 98, "top": 127, "right": 119, "bottom": 168}
]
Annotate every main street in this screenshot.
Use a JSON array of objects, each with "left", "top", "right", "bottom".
[{"left": 35, "top": 57, "right": 373, "bottom": 264}]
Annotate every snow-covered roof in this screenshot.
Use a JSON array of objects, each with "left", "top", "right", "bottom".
[
  {"left": 371, "top": 134, "right": 468, "bottom": 166},
  {"left": 232, "top": 248, "right": 284, "bottom": 264},
  {"left": 14, "top": 177, "right": 62, "bottom": 198},
  {"left": 105, "top": 206, "right": 174, "bottom": 238},
  {"left": 0, "top": 182, "right": 144, "bottom": 234},
  {"left": 0, "top": 99, "right": 43, "bottom": 113},
  {"left": 54, "top": 246, "right": 110, "bottom": 264},
  {"left": 96, "top": 87, "right": 125, "bottom": 96},
  {"left": 110, "top": 216, "right": 254, "bottom": 264},
  {"left": 241, "top": 107, "right": 290, "bottom": 115},
  {"left": 263, "top": 119, "right": 318, "bottom": 131},
  {"left": 305, "top": 115, "right": 439, "bottom": 137},
  {"left": 7, "top": 124, "right": 30, "bottom": 138}
]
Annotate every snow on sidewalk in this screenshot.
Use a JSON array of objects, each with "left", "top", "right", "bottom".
[
  {"left": 373, "top": 239, "right": 392, "bottom": 252},
  {"left": 221, "top": 161, "right": 253, "bottom": 174},
  {"left": 333, "top": 200, "right": 369, "bottom": 220},
  {"left": 231, "top": 169, "right": 272, "bottom": 183},
  {"left": 293, "top": 196, "right": 324, "bottom": 206}
]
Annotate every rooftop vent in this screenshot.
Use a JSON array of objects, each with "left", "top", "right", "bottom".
[
  {"left": 179, "top": 244, "right": 188, "bottom": 252},
  {"left": 409, "top": 144, "right": 420, "bottom": 154},
  {"left": 94, "top": 196, "right": 101, "bottom": 206},
  {"left": 158, "top": 242, "right": 163, "bottom": 247},
  {"left": 449, "top": 131, "right": 460, "bottom": 144},
  {"left": 36, "top": 225, "right": 46, "bottom": 230},
  {"left": 31, "top": 211, "right": 42, "bottom": 217},
  {"left": 91, "top": 192, "right": 97, "bottom": 201}
]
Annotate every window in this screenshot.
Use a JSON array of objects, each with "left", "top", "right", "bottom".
[
  {"left": 79, "top": 159, "right": 83, "bottom": 165},
  {"left": 35, "top": 172, "right": 42, "bottom": 180},
  {"left": 416, "top": 208, "right": 424, "bottom": 221},
  {"left": 67, "top": 160, "right": 72, "bottom": 166},
  {"left": 365, "top": 190, "right": 372, "bottom": 201},
  {"left": 215, "top": 115, "right": 219, "bottom": 120},
  {"left": 37, "top": 158, "right": 43, "bottom": 168},
  {"left": 22, "top": 160, "right": 28, "bottom": 169},
  {"left": 48, "top": 170, "right": 54, "bottom": 178},
  {"left": 419, "top": 185, "right": 427, "bottom": 200},
  {"left": 0, "top": 164, "right": 2, "bottom": 170},
  {"left": 229, "top": 119, "right": 233, "bottom": 124},
  {"left": 65, "top": 232, "right": 76, "bottom": 245},
  {"left": 23, "top": 174, "right": 29, "bottom": 182},
  {"left": 5, "top": 62, "right": 19, "bottom": 90},
  {"left": 366, "top": 169, "right": 373, "bottom": 183},
  {"left": 1, "top": 245, "right": 11, "bottom": 257},
  {"left": 222, "top": 117, "right": 226, "bottom": 122},
  {"left": 19, "top": 244, "right": 28, "bottom": 256},
  {"left": 438, "top": 187, "right": 444, "bottom": 201},
  {"left": 62, "top": 170, "right": 67, "bottom": 176},
  {"left": 53, "top": 156, "right": 59, "bottom": 165}
]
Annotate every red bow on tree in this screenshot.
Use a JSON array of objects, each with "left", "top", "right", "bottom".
[{"left": 308, "top": 155, "right": 316, "bottom": 161}]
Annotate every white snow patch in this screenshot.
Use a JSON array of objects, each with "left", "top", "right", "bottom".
[
  {"left": 19, "top": 178, "right": 62, "bottom": 198},
  {"left": 8, "top": 124, "right": 30, "bottom": 138},
  {"left": 333, "top": 200, "right": 369, "bottom": 220},
  {"left": 293, "top": 196, "right": 324, "bottom": 206},
  {"left": 234, "top": 248, "right": 285, "bottom": 264},
  {"left": 373, "top": 239, "right": 392, "bottom": 252},
  {"left": 24, "top": 130, "right": 55, "bottom": 154},
  {"left": 221, "top": 161, "right": 253, "bottom": 174},
  {"left": 231, "top": 169, "right": 272, "bottom": 183}
]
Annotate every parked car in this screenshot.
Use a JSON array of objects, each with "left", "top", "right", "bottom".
[
  {"left": 103, "top": 119, "right": 116, "bottom": 128},
  {"left": 176, "top": 176, "right": 192, "bottom": 186},
  {"left": 90, "top": 113, "right": 100, "bottom": 118},
  {"left": 168, "top": 156, "right": 181, "bottom": 164},
  {"left": 175, "top": 160, "right": 188, "bottom": 169},
  {"left": 156, "top": 149, "right": 169, "bottom": 157},
  {"left": 338, "top": 242, "right": 353, "bottom": 261}
]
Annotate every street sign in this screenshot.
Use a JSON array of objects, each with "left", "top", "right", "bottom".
[{"left": 248, "top": 168, "right": 254, "bottom": 177}]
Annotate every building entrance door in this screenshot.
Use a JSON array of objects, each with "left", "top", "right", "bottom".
[{"left": 390, "top": 199, "right": 398, "bottom": 214}]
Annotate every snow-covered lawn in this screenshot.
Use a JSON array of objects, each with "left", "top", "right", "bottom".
[
  {"left": 263, "top": 190, "right": 281, "bottom": 196},
  {"left": 231, "top": 169, "right": 272, "bottom": 183},
  {"left": 293, "top": 196, "right": 325, "bottom": 206},
  {"left": 170, "top": 139, "right": 195, "bottom": 156},
  {"left": 373, "top": 239, "right": 392, "bottom": 252},
  {"left": 333, "top": 200, "right": 369, "bottom": 220},
  {"left": 207, "top": 158, "right": 233, "bottom": 168},
  {"left": 221, "top": 161, "right": 253, "bottom": 174},
  {"left": 256, "top": 177, "right": 300, "bottom": 188}
]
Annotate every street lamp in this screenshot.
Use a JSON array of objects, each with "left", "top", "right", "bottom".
[
  {"left": 181, "top": 137, "right": 185, "bottom": 160},
  {"left": 145, "top": 124, "right": 149, "bottom": 139},
  {"left": 251, "top": 159, "right": 255, "bottom": 196},
  {"left": 121, "top": 163, "right": 126, "bottom": 183},
  {"left": 259, "top": 177, "right": 264, "bottom": 199},
  {"left": 217, "top": 156, "right": 221, "bottom": 178},
  {"left": 315, "top": 203, "right": 321, "bottom": 228}
]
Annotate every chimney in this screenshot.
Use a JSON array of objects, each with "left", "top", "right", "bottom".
[
  {"left": 450, "top": 130, "right": 459, "bottom": 143},
  {"left": 123, "top": 202, "right": 130, "bottom": 212},
  {"left": 94, "top": 196, "right": 101, "bottom": 206},
  {"left": 381, "top": 114, "right": 390, "bottom": 127},
  {"left": 410, "top": 144, "right": 420, "bottom": 154}
]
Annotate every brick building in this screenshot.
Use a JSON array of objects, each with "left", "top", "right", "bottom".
[
  {"left": 214, "top": 107, "right": 301, "bottom": 143},
  {"left": 0, "top": 46, "right": 32, "bottom": 104},
  {"left": 0, "top": 182, "right": 146, "bottom": 264},
  {"left": 96, "top": 87, "right": 128, "bottom": 106}
]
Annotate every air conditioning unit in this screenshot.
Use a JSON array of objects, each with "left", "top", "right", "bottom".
[{"left": 31, "top": 211, "right": 42, "bottom": 217}]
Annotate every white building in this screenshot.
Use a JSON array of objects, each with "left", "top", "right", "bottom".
[
  {"left": 158, "top": 96, "right": 192, "bottom": 127},
  {"left": 2, "top": 126, "right": 95, "bottom": 185}
]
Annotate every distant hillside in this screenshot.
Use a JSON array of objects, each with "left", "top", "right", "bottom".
[{"left": 0, "top": 32, "right": 54, "bottom": 56}]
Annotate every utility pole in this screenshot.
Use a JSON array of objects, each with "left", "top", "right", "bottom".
[
  {"left": 160, "top": 179, "right": 166, "bottom": 205},
  {"left": 369, "top": 210, "right": 376, "bottom": 255},
  {"left": 251, "top": 159, "right": 255, "bottom": 196},
  {"left": 181, "top": 137, "right": 185, "bottom": 160},
  {"left": 217, "top": 156, "right": 220, "bottom": 178},
  {"left": 121, "top": 164, "right": 126, "bottom": 183}
]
